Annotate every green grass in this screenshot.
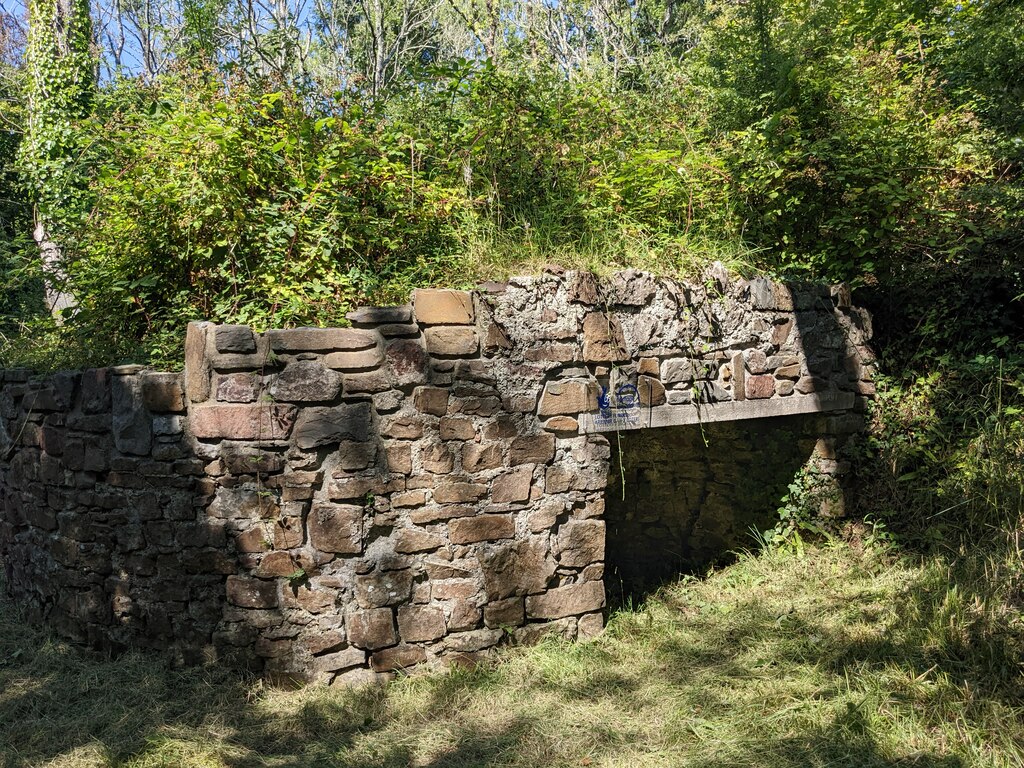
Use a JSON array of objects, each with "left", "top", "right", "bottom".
[{"left": 2, "top": 542, "right": 1023, "bottom": 768}]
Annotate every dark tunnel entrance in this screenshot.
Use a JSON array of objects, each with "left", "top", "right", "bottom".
[{"left": 603, "top": 415, "right": 821, "bottom": 606}]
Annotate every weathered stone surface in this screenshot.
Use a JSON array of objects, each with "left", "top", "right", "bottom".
[
  {"left": 112, "top": 374, "right": 152, "bottom": 455},
  {"left": 479, "top": 538, "right": 555, "bottom": 599},
  {"left": 185, "top": 322, "right": 212, "bottom": 403},
  {"left": 292, "top": 403, "right": 372, "bottom": 449},
  {"left": 439, "top": 417, "right": 475, "bottom": 441},
  {"left": 525, "top": 581, "right": 605, "bottom": 619},
  {"left": 637, "top": 375, "right": 666, "bottom": 406},
  {"left": 491, "top": 466, "right": 533, "bottom": 504},
  {"left": 141, "top": 373, "right": 186, "bottom": 413},
  {"left": 268, "top": 328, "right": 378, "bottom": 352},
  {"left": 215, "top": 325, "right": 257, "bottom": 353},
  {"left": 394, "top": 527, "right": 444, "bottom": 553},
  {"left": 538, "top": 380, "right": 596, "bottom": 416},
  {"left": 385, "top": 340, "right": 429, "bottom": 387},
  {"left": 556, "top": 520, "right": 605, "bottom": 567},
  {"left": 398, "top": 605, "right": 446, "bottom": 642},
  {"left": 662, "top": 358, "right": 693, "bottom": 385},
  {"left": 424, "top": 327, "right": 479, "bottom": 357},
  {"left": 484, "top": 597, "right": 525, "bottom": 628},
  {"left": 414, "top": 289, "right": 474, "bottom": 325},
  {"left": 348, "top": 305, "right": 412, "bottom": 325},
  {"left": 582, "top": 312, "right": 628, "bottom": 362},
  {"left": 413, "top": 386, "right": 448, "bottom": 416},
  {"left": 510, "top": 433, "right": 555, "bottom": 465},
  {"left": 434, "top": 482, "right": 486, "bottom": 504},
  {"left": 271, "top": 361, "right": 343, "bottom": 402},
  {"left": 356, "top": 570, "right": 413, "bottom": 608},
  {"left": 462, "top": 443, "right": 503, "bottom": 473},
  {"left": 307, "top": 503, "right": 363, "bottom": 554},
  {"left": 324, "top": 346, "right": 384, "bottom": 371},
  {"left": 347, "top": 608, "right": 397, "bottom": 649},
  {"left": 216, "top": 373, "right": 259, "bottom": 403},
  {"left": 316, "top": 646, "right": 367, "bottom": 673},
  {"left": 745, "top": 374, "right": 775, "bottom": 400},
  {"left": 226, "top": 576, "right": 278, "bottom": 609},
  {"left": 449, "top": 514, "right": 515, "bottom": 544},
  {"left": 371, "top": 644, "right": 426, "bottom": 671},
  {"left": 190, "top": 403, "right": 297, "bottom": 440}
]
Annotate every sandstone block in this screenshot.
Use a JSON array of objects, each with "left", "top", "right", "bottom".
[
  {"left": 410, "top": 505, "right": 475, "bottom": 524},
  {"left": 381, "top": 416, "right": 423, "bottom": 440},
  {"left": 292, "top": 403, "right": 372, "bottom": 448},
  {"left": 434, "top": 482, "right": 486, "bottom": 504},
  {"left": 479, "top": 538, "right": 556, "bottom": 599},
  {"left": 371, "top": 644, "right": 426, "bottom": 672},
  {"left": 355, "top": 570, "right": 413, "bottom": 608},
  {"left": 141, "top": 372, "right": 186, "bottom": 413},
  {"left": 582, "top": 312, "right": 628, "bottom": 362},
  {"left": 440, "top": 417, "right": 475, "bottom": 441},
  {"left": 525, "top": 581, "right": 605, "bottom": 619},
  {"left": 268, "top": 327, "right": 378, "bottom": 352},
  {"left": 637, "top": 375, "right": 666, "bottom": 406},
  {"left": 226, "top": 575, "right": 278, "bottom": 609},
  {"left": 347, "top": 608, "right": 397, "bottom": 650},
  {"left": 80, "top": 368, "right": 111, "bottom": 413},
  {"left": 398, "top": 605, "right": 446, "bottom": 642},
  {"left": 510, "top": 433, "right": 555, "bottom": 465},
  {"left": 385, "top": 443, "right": 413, "bottom": 474},
  {"left": 662, "top": 358, "right": 694, "bottom": 385},
  {"left": 484, "top": 596, "right": 525, "bottom": 628},
  {"left": 316, "top": 646, "right": 367, "bottom": 673},
  {"left": 449, "top": 514, "right": 515, "bottom": 544},
  {"left": 537, "top": 380, "right": 596, "bottom": 416},
  {"left": 324, "top": 346, "right": 384, "bottom": 371},
  {"left": 745, "top": 374, "right": 775, "bottom": 400},
  {"left": 555, "top": 519, "right": 605, "bottom": 567},
  {"left": 425, "top": 327, "right": 479, "bottom": 357},
  {"left": 190, "top": 403, "right": 297, "bottom": 440},
  {"left": 307, "top": 503, "right": 363, "bottom": 554},
  {"left": 347, "top": 305, "right": 412, "bottom": 325},
  {"left": 112, "top": 374, "right": 152, "bottom": 455},
  {"left": 216, "top": 373, "right": 258, "bottom": 403},
  {"left": 491, "top": 466, "right": 533, "bottom": 504},
  {"left": 394, "top": 527, "right": 444, "bottom": 553},
  {"left": 413, "top": 386, "right": 449, "bottom": 416},
  {"left": 543, "top": 416, "right": 579, "bottom": 434},
  {"left": 271, "top": 361, "right": 343, "bottom": 402},
  {"left": 414, "top": 289, "right": 474, "bottom": 325},
  {"left": 385, "top": 339, "right": 429, "bottom": 387},
  {"left": 421, "top": 442, "right": 455, "bottom": 473},
  {"left": 257, "top": 551, "right": 298, "bottom": 577},
  {"left": 185, "top": 322, "right": 212, "bottom": 403},
  {"left": 462, "top": 442, "right": 503, "bottom": 473}
]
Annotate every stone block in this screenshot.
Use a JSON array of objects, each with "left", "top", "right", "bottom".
[
  {"left": 271, "top": 361, "right": 343, "bottom": 402},
  {"left": 307, "top": 503, "right": 363, "bottom": 554},
  {"left": 434, "top": 482, "right": 486, "bottom": 504},
  {"left": 347, "top": 305, "right": 413, "bottom": 325},
  {"left": 394, "top": 527, "right": 444, "bottom": 553},
  {"left": 543, "top": 416, "right": 579, "bottom": 434},
  {"left": 555, "top": 519, "right": 605, "bottom": 567},
  {"left": 479, "top": 538, "right": 556, "bottom": 599},
  {"left": 397, "top": 605, "right": 446, "bottom": 642},
  {"left": 462, "top": 442, "right": 503, "bottom": 473},
  {"left": 316, "top": 646, "right": 367, "bottom": 673},
  {"left": 216, "top": 373, "right": 259, "bottom": 403},
  {"left": 226, "top": 576, "right": 279, "bottom": 609},
  {"left": 491, "top": 466, "right": 533, "bottom": 504},
  {"left": 292, "top": 403, "right": 372, "bottom": 449},
  {"left": 385, "top": 340, "right": 429, "bottom": 387},
  {"left": 439, "top": 417, "right": 475, "bottom": 441},
  {"left": 484, "top": 597, "right": 525, "bottom": 628},
  {"left": 582, "top": 312, "right": 628, "bottom": 362},
  {"left": 424, "top": 327, "right": 479, "bottom": 357},
  {"left": 324, "top": 346, "right": 384, "bottom": 371},
  {"left": 141, "top": 372, "right": 186, "bottom": 413},
  {"left": 537, "top": 380, "right": 596, "bottom": 416},
  {"left": 449, "top": 514, "right": 514, "bottom": 544},
  {"left": 257, "top": 551, "right": 298, "bottom": 577},
  {"left": 268, "top": 327, "right": 378, "bottom": 352},
  {"left": 355, "top": 570, "right": 414, "bottom": 608},
  {"left": 371, "top": 644, "right": 426, "bottom": 672},
  {"left": 381, "top": 416, "right": 423, "bottom": 440},
  {"left": 185, "top": 322, "right": 212, "bottom": 403},
  {"left": 420, "top": 442, "right": 455, "bottom": 473},
  {"left": 80, "top": 368, "right": 111, "bottom": 413},
  {"left": 413, "top": 289, "right": 475, "bottom": 325},
  {"left": 525, "top": 581, "right": 605, "bottom": 619},
  {"left": 112, "top": 374, "right": 152, "bottom": 456},
  {"left": 662, "top": 358, "right": 693, "bottom": 385},
  {"left": 413, "top": 386, "right": 449, "bottom": 416},
  {"left": 510, "top": 433, "right": 555, "bottom": 465},
  {"left": 215, "top": 325, "right": 256, "bottom": 353},
  {"left": 386, "top": 443, "right": 413, "bottom": 474},
  {"left": 637, "top": 375, "right": 666, "bottom": 406},
  {"left": 190, "top": 403, "right": 297, "bottom": 440},
  {"left": 347, "top": 608, "right": 397, "bottom": 650},
  {"left": 745, "top": 375, "right": 775, "bottom": 400}
]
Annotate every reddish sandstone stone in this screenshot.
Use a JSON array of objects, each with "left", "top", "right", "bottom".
[
  {"left": 449, "top": 514, "right": 514, "bottom": 544},
  {"left": 510, "top": 433, "right": 555, "bottom": 465},
  {"left": 413, "top": 386, "right": 449, "bottom": 416},
  {"left": 745, "top": 374, "right": 775, "bottom": 400},
  {"left": 190, "top": 403, "right": 297, "bottom": 440},
  {"left": 397, "top": 605, "right": 446, "bottom": 642},
  {"left": 424, "top": 327, "right": 479, "bottom": 357},
  {"left": 413, "top": 289, "right": 475, "bottom": 325},
  {"left": 371, "top": 644, "right": 427, "bottom": 672},
  {"left": 462, "top": 443, "right": 503, "bottom": 473},
  {"left": 307, "top": 503, "right": 363, "bottom": 554},
  {"left": 439, "top": 417, "right": 475, "bottom": 441},
  {"left": 525, "top": 581, "right": 605, "bottom": 619},
  {"left": 491, "top": 466, "right": 533, "bottom": 504},
  {"left": 537, "top": 380, "right": 597, "bottom": 416},
  {"left": 347, "top": 608, "right": 397, "bottom": 650},
  {"left": 226, "top": 575, "right": 278, "bottom": 609}
]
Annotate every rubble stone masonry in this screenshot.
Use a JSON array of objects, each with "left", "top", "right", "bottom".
[{"left": 0, "top": 269, "right": 874, "bottom": 684}]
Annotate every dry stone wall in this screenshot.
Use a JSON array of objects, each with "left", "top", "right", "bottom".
[{"left": 0, "top": 269, "right": 874, "bottom": 684}]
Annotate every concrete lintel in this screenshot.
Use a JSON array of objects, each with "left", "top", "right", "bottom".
[{"left": 578, "top": 391, "right": 855, "bottom": 434}]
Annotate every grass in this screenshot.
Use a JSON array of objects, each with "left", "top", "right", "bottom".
[{"left": 2, "top": 542, "right": 1023, "bottom": 768}]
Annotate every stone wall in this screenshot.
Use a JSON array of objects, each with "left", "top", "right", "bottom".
[{"left": 0, "top": 269, "right": 874, "bottom": 684}]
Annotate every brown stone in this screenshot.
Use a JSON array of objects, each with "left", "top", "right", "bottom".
[
  {"left": 479, "top": 538, "right": 556, "bottom": 599},
  {"left": 385, "top": 443, "right": 413, "bottom": 474},
  {"left": 337, "top": 440, "right": 377, "bottom": 470},
  {"left": 215, "top": 324, "right": 256, "bottom": 353},
  {"left": 190, "top": 403, "right": 297, "bottom": 440},
  {"left": 307, "top": 503, "right": 363, "bottom": 554},
  {"left": 185, "top": 322, "right": 212, "bottom": 403},
  {"left": 323, "top": 346, "right": 384, "bottom": 371},
  {"left": 462, "top": 443, "right": 503, "bottom": 473},
  {"left": 280, "top": 584, "right": 336, "bottom": 613},
  {"left": 772, "top": 318, "right": 794, "bottom": 346},
  {"left": 449, "top": 514, "right": 515, "bottom": 544},
  {"left": 525, "top": 581, "right": 605, "bottom": 619},
  {"left": 638, "top": 357, "right": 660, "bottom": 376},
  {"left": 397, "top": 605, "right": 446, "bottom": 642},
  {"left": 371, "top": 644, "right": 427, "bottom": 672},
  {"left": 234, "top": 526, "right": 270, "bottom": 553},
  {"left": 355, "top": 570, "right": 414, "bottom": 608},
  {"left": 491, "top": 466, "right": 533, "bottom": 504},
  {"left": 410, "top": 505, "right": 476, "bottom": 524},
  {"left": 347, "top": 608, "right": 397, "bottom": 650},
  {"left": 431, "top": 579, "right": 479, "bottom": 601},
  {"left": 434, "top": 482, "right": 486, "bottom": 504},
  {"left": 292, "top": 403, "right": 372, "bottom": 449},
  {"left": 316, "top": 646, "right": 367, "bottom": 673},
  {"left": 745, "top": 375, "right": 775, "bottom": 400},
  {"left": 578, "top": 612, "right": 605, "bottom": 639},
  {"left": 141, "top": 373, "right": 186, "bottom": 413},
  {"left": 510, "top": 433, "right": 555, "bottom": 465},
  {"left": 257, "top": 551, "right": 298, "bottom": 577},
  {"left": 216, "top": 373, "right": 259, "bottom": 403},
  {"left": 420, "top": 442, "right": 454, "bottom": 473},
  {"left": 381, "top": 416, "right": 423, "bottom": 440},
  {"left": 394, "top": 527, "right": 444, "bottom": 553},
  {"left": 543, "top": 416, "right": 579, "bottom": 434},
  {"left": 582, "top": 312, "right": 628, "bottom": 362},
  {"left": 776, "top": 380, "right": 796, "bottom": 396},
  {"left": 484, "top": 597, "right": 525, "bottom": 628},
  {"left": 637, "top": 375, "right": 666, "bottom": 406},
  {"left": 393, "top": 490, "right": 427, "bottom": 507},
  {"left": 775, "top": 364, "right": 801, "bottom": 380},
  {"left": 226, "top": 575, "right": 278, "bottom": 609},
  {"left": 555, "top": 519, "right": 605, "bottom": 567},
  {"left": 274, "top": 515, "right": 304, "bottom": 549},
  {"left": 537, "top": 380, "right": 596, "bottom": 416},
  {"left": 448, "top": 600, "right": 482, "bottom": 631},
  {"left": 414, "top": 289, "right": 475, "bottom": 325},
  {"left": 424, "top": 327, "right": 479, "bottom": 357},
  {"left": 268, "top": 327, "right": 378, "bottom": 352},
  {"left": 413, "top": 386, "right": 449, "bottom": 416},
  {"left": 440, "top": 417, "right": 475, "bottom": 441}
]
